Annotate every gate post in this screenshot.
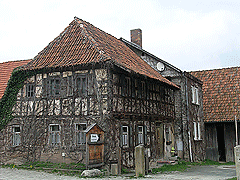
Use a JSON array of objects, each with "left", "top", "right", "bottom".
[
  {"left": 234, "top": 145, "right": 240, "bottom": 180},
  {"left": 135, "top": 145, "right": 145, "bottom": 177}
]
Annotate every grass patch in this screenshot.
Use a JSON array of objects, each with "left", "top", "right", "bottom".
[
  {"left": 227, "top": 178, "right": 237, "bottom": 180},
  {"left": 1, "top": 161, "right": 86, "bottom": 177},
  {"left": 152, "top": 161, "right": 190, "bottom": 174}
]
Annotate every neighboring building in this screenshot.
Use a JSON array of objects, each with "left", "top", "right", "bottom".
[
  {"left": 0, "top": 17, "right": 179, "bottom": 168},
  {"left": 191, "top": 67, "right": 240, "bottom": 162},
  {"left": 0, "top": 60, "right": 31, "bottom": 99},
  {"left": 121, "top": 30, "right": 205, "bottom": 161}
]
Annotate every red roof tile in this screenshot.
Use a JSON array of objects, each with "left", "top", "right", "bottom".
[
  {"left": 25, "top": 17, "right": 178, "bottom": 89},
  {"left": 0, "top": 60, "right": 31, "bottom": 99},
  {"left": 191, "top": 67, "right": 240, "bottom": 122}
]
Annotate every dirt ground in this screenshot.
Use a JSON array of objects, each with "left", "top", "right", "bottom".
[{"left": 0, "top": 165, "right": 236, "bottom": 180}]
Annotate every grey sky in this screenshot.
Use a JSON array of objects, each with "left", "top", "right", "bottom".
[{"left": 0, "top": 0, "right": 239, "bottom": 71}]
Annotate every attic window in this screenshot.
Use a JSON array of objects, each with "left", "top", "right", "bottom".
[{"left": 191, "top": 86, "right": 199, "bottom": 105}]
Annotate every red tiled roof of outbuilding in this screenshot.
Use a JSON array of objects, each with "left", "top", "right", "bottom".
[
  {"left": 191, "top": 67, "right": 240, "bottom": 123},
  {"left": 25, "top": 17, "right": 178, "bottom": 89},
  {"left": 0, "top": 59, "right": 31, "bottom": 99}
]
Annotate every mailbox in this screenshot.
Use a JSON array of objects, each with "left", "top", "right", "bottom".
[{"left": 85, "top": 123, "right": 105, "bottom": 168}]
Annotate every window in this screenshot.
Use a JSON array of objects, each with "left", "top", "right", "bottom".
[
  {"left": 125, "top": 77, "right": 131, "bottom": 97},
  {"left": 49, "top": 125, "right": 60, "bottom": 145},
  {"left": 47, "top": 79, "right": 60, "bottom": 96},
  {"left": 193, "top": 121, "right": 201, "bottom": 140},
  {"left": 141, "top": 81, "right": 146, "bottom": 98},
  {"left": 165, "top": 125, "right": 172, "bottom": 145},
  {"left": 12, "top": 126, "right": 21, "bottom": 146},
  {"left": 76, "top": 124, "right": 87, "bottom": 144},
  {"left": 76, "top": 75, "right": 87, "bottom": 95},
  {"left": 138, "top": 126, "right": 144, "bottom": 144},
  {"left": 26, "top": 84, "right": 34, "bottom": 97},
  {"left": 122, "top": 126, "right": 129, "bottom": 147},
  {"left": 191, "top": 86, "right": 199, "bottom": 104}
]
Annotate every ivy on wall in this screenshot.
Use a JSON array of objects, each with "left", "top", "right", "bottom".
[{"left": 0, "top": 67, "right": 39, "bottom": 130}]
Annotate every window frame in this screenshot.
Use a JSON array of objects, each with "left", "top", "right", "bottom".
[
  {"left": 122, "top": 125, "right": 129, "bottom": 147},
  {"left": 47, "top": 78, "right": 61, "bottom": 97},
  {"left": 12, "top": 125, "right": 21, "bottom": 146},
  {"left": 191, "top": 86, "right": 199, "bottom": 105},
  {"left": 75, "top": 123, "right": 87, "bottom": 145},
  {"left": 76, "top": 74, "right": 87, "bottom": 96},
  {"left": 26, "top": 84, "right": 35, "bottom": 97},
  {"left": 137, "top": 125, "right": 144, "bottom": 145},
  {"left": 193, "top": 121, "right": 202, "bottom": 141},
  {"left": 49, "top": 124, "right": 61, "bottom": 146}
]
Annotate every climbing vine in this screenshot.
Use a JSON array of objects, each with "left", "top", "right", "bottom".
[{"left": 0, "top": 67, "right": 39, "bottom": 130}]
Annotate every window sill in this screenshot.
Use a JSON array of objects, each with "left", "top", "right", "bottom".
[{"left": 192, "top": 103, "right": 200, "bottom": 106}]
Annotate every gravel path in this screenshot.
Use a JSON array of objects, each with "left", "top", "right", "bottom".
[{"left": 0, "top": 165, "right": 236, "bottom": 180}]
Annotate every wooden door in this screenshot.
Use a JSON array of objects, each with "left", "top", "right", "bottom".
[
  {"left": 156, "top": 123, "right": 164, "bottom": 158},
  {"left": 89, "top": 144, "right": 104, "bottom": 164}
]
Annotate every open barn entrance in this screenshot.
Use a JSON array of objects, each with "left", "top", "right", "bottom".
[{"left": 216, "top": 124, "right": 226, "bottom": 162}]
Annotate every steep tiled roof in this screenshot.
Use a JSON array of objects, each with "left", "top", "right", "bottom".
[
  {"left": 191, "top": 67, "right": 240, "bottom": 122},
  {"left": 25, "top": 17, "right": 178, "bottom": 89},
  {"left": 0, "top": 60, "right": 31, "bottom": 99}
]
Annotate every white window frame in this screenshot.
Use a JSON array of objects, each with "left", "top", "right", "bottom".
[
  {"left": 12, "top": 125, "right": 21, "bottom": 146},
  {"left": 138, "top": 126, "right": 144, "bottom": 145},
  {"left": 75, "top": 123, "right": 87, "bottom": 145},
  {"left": 193, "top": 121, "right": 202, "bottom": 140},
  {"left": 49, "top": 124, "right": 61, "bottom": 145},
  {"left": 191, "top": 86, "right": 199, "bottom": 105},
  {"left": 122, "top": 126, "right": 129, "bottom": 147}
]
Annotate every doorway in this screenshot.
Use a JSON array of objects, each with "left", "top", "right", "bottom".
[
  {"left": 216, "top": 124, "right": 226, "bottom": 162},
  {"left": 156, "top": 122, "right": 164, "bottom": 158}
]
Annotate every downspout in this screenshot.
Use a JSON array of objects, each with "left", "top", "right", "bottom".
[{"left": 185, "top": 72, "right": 193, "bottom": 162}]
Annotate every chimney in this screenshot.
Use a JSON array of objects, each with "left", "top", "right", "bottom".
[{"left": 131, "top": 29, "right": 142, "bottom": 48}]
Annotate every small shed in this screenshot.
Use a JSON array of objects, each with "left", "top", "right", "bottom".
[{"left": 85, "top": 123, "right": 105, "bottom": 168}]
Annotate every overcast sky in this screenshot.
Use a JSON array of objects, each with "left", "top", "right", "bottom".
[{"left": 0, "top": 0, "right": 240, "bottom": 71}]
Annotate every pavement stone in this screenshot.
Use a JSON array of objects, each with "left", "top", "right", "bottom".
[{"left": 0, "top": 165, "right": 237, "bottom": 180}]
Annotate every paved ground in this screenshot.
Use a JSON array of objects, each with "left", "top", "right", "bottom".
[{"left": 0, "top": 165, "right": 236, "bottom": 180}]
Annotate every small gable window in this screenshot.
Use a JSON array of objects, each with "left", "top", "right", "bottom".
[
  {"left": 12, "top": 125, "right": 21, "bottom": 146},
  {"left": 49, "top": 124, "right": 60, "bottom": 145},
  {"left": 26, "top": 84, "right": 34, "bottom": 97},
  {"left": 76, "top": 123, "right": 87, "bottom": 144},
  {"left": 191, "top": 86, "right": 199, "bottom": 105}
]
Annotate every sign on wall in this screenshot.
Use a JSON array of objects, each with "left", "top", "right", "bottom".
[{"left": 91, "top": 134, "right": 99, "bottom": 142}]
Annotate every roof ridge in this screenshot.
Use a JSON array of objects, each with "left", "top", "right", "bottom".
[
  {"left": 191, "top": 66, "right": 240, "bottom": 73},
  {"left": 0, "top": 59, "right": 32, "bottom": 65},
  {"left": 74, "top": 17, "right": 110, "bottom": 61}
]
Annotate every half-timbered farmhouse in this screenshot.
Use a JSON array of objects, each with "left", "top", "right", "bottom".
[
  {"left": 0, "top": 17, "right": 181, "bottom": 168},
  {"left": 191, "top": 67, "right": 240, "bottom": 162}
]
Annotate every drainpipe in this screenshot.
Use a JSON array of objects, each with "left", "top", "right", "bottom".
[{"left": 184, "top": 73, "right": 193, "bottom": 162}]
